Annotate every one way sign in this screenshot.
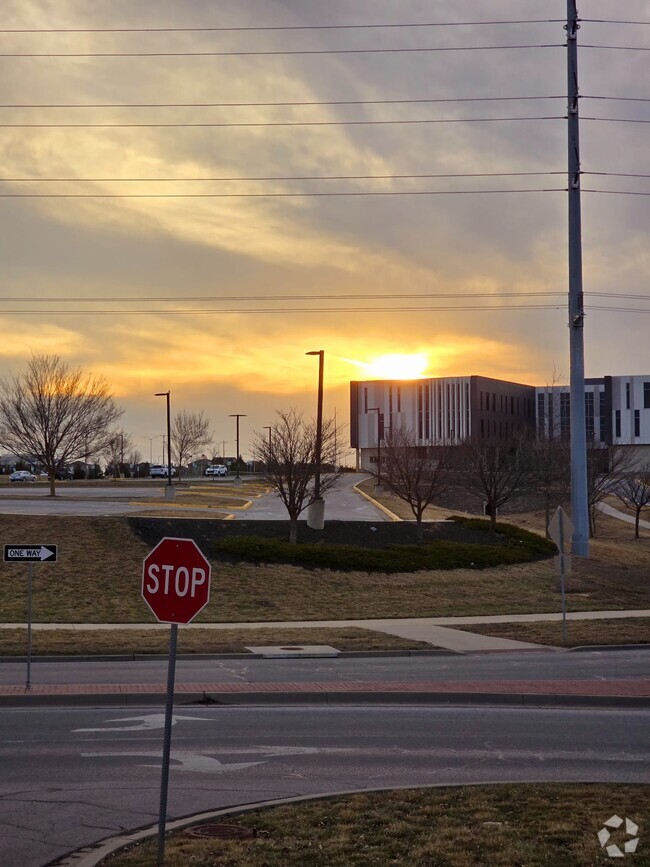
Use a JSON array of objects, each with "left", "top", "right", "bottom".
[{"left": 4, "top": 545, "right": 57, "bottom": 563}]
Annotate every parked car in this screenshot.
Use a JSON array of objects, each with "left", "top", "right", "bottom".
[
  {"left": 150, "top": 464, "right": 177, "bottom": 478},
  {"left": 9, "top": 470, "right": 36, "bottom": 482},
  {"left": 205, "top": 464, "right": 228, "bottom": 476}
]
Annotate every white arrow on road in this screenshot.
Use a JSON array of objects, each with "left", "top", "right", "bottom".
[
  {"left": 74, "top": 714, "right": 213, "bottom": 732},
  {"left": 81, "top": 750, "right": 264, "bottom": 774}
]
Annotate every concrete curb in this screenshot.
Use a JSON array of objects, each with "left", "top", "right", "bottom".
[
  {"left": 2, "top": 689, "right": 648, "bottom": 710},
  {"left": 352, "top": 480, "right": 402, "bottom": 521},
  {"left": 47, "top": 780, "right": 527, "bottom": 866},
  {"left": 0, "top": 648, "right": 459, "bottom": 664}
]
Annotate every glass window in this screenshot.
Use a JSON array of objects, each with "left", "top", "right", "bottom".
[
  {"left": 644, "top": 382, "right": 650, "bottom": 409},
  {"left": 615, "top": 410, "right": 621, "bottom": 438},
  {"left": 626, "top": 382, "right": 630, "bottom": 410},
  {"left": 599, "top": 390, "right": 606, "bottom": 442},
  {"left": 634, "top": 409, "right": 640, "bottom": 438}
]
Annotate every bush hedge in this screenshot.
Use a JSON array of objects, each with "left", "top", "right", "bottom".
[{"left": 213, "top": 519, "right": 555, "bottom": 574}]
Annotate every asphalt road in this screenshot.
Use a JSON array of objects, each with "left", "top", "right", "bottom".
[
  {"left": 0, "top": 473, "right": 388, "bottom": 520},
  {"left": 0, "top": 648, "right": 647, "bottom": 688},
  {"left": 1, "top": 704, "right": 647, "bottom": 867}
]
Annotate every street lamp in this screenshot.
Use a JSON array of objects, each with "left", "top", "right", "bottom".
[
  {"left": 263, "top": 426, "right": 272, "bottom": 471},
  {"left": 154, "top": 391, "right": 173, "bottom": 495},
  {"left": 229, "top": 414, "right": 247, "bottom": 484},
  {"left": 306, "top": 349, "right": 325, "bottom": 529},
  {"left": 368, "top": 407, "right": 382, "bottom": 490}
]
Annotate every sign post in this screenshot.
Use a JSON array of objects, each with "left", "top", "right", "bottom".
[
  {"left": 141, "top": 537, "right": 211, "bottom": 866},
  {"left": 548, "top": 507, "right": 574, "bottom": 643},
  {"left": 4, "top": 544, "right": 58, "bottom": 689}
]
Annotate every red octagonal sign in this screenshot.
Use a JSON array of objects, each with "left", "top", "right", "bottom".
[{"left": 142, "top": 537, "right": 211, "bottom": 624}]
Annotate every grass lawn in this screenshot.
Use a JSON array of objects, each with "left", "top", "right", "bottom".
[
  {"left": 453, "top": 617, "right": 650, "bottom": 648},
  {"left": 105, "top": 783, "right": 650, "bottom": 866},
  {"left": 0, "top": 627, "right": 431, "bottom": 656},
  {"left": 0, "top": 512, "right": 648, "bottom": 623}
]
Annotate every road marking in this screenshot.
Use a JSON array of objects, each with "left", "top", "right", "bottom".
[
  {"left": 81, "top": 750, "right": 264, "bottom": 774},
  {"left": 73, "top": 713, "right": 213, "bottom": 732}
]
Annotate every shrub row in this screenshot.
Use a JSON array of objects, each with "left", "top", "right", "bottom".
[{"left": 213, "top": 522, "right": 555, "bottom": 574}]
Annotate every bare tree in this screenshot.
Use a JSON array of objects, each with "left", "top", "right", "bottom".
[
  {"left": 0, "top": 355, "right": 122, "bottom": 496},
  {"left": 613, "top": 467, "right": 650, "bottom": 539},
  {"left": 456, "top": 437, "right": 533, "bottom": 530},
  {"left": 380, "top": 427, "right": 453, "bottom": 540},
  {"left": 587, "top": 440, "right": 642, "bottom": 537},
  {"left": 252, "top": 408, "right": 340, "bottom": 543},
  {"left": 532, "top": 372, "right": 571, "bottom": 536},
  {"left": 529, "top": 435, "right": 571, "bottom": 537},
  {"left": 103, "top": 428, "right": 135, "bottom": 478},
  {"left": 171, "top": 410, "right": 212, "bottom": 479}
]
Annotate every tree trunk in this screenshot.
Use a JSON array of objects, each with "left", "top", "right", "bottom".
[
  {"left": 415, "top": 514, "right": 424, "bottom": 542},
  {"left": 635, "top": 510, "right": 640, "bottom": 539},
  {"left": 489, "top": 501, "right": 497, "bottom": 531},
  {"left": 289, "top": 520, "right": 298, "bottom": 545},
  {"left": 544, "top": 495, "right": 551, "bottom": 539},
  {"left": 48, "top": 476, "right": 56, "bottom": 497}
]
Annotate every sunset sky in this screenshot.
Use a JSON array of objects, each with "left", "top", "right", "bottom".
[{"left": 1, "top": 0, "right": 648, "bottom": 463}]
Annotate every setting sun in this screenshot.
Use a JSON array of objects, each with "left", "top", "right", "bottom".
[{"left": 343, "top": 353, "right": 430, "bottom": 380}]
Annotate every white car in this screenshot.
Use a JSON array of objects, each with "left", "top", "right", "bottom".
[
  {"left": 150, "top": 465, "right": 177, "bottom": 478},
  {"left": 205, "top": 464, "right": 227, "bottom": 477},
  {"left": 9, "top": 470, "right": 36, "bottom": 482}
]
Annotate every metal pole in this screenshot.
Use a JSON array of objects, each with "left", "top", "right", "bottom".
[
  {"left": 26, "top": 562, "right": 33, "bottom": 690},
  {"left": 566, "top": 0, "right": 589, "bottom": 557},
  {"left": 306, "top": 351, "right": 324, "bottom": 499},
  {"left": 558, "top": 513, "right": 568, "bottom": 643},
  {"left": 368, "top": 407, "right": 381, "bottom": 487},
  {"left": 229, "top": 415, "right": 247, "bottom": 478},
  {"left": 156, "top": 623, "right": 178, "bottom": 866},
  {"left": 165, "top": 394, "right": 172, "bottom": 487}
]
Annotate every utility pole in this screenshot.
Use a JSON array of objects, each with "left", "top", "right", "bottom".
[{"left": 566, "top": 0, "right": 589, "bottom": 557}]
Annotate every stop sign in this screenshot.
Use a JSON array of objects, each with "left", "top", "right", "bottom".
[{"left": 142, "top": 537, "right": 211, "bottom": 624}]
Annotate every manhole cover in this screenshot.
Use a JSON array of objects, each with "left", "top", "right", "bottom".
[{"left": 185, "top": 823, "right": 254, "bottom": 840}]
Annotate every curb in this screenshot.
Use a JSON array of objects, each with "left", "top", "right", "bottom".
[
  {"left": 0, "top": 648, "right": 459, "bottom": 664},
  {"left": 47, "top": 781, "right": 520, "bottom": 866},
  {"left": 2, "top": 689, "right": 647, "bottom": 710},
  {"left": 352, "top": 480, "right": 402, "bottom": 521},
  {"left": 567, "top": 644, "right": 650, "bottom": 653}
]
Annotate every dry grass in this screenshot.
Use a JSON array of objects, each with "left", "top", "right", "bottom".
[
  {"left": 454, "top": 617, "right": 650, "bottom": 647},
  {"left": 0, "top": 627, "right": 430, "bottom": 656},
  {"left": 105, "top": 783, "right": 650, "bottom": 866},
  {"left": 0, "top": 512, "right": 647, "bottom": 624}
]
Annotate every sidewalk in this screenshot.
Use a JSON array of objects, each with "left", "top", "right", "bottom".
[{"left": 2, "top": 609, "right": 648, "bottom": 653}]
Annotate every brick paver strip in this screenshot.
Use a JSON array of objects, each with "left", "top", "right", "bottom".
[{"left": 1, "top": 678, "right": 648, "bottom": 697}]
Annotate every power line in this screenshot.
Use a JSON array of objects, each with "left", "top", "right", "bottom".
[
  {"left": 582, "top": 44, "right": 650, "bottom": 51},
  {"left": 0, "top": 291, "right": 569, "bottom": 303},
  {"left": 585, "top": 95, "right": 650, "bottom": 102},
  {"left": 582, "top": 117, "right": 650, "bottom": 124},
  {"left": 0, "top": 44, "right": 564, "bottom": 58},
  {"left": 585, "top": 172, "right": 650, "bottom": 179},
  {"left": 2, "top": 290, "right": 643, "bottom": 304},
  {"left": 583, "top": 190, "right": 650, "bottom": 196},
  {"left": 0, "top": 188, "right": 566, "bottom": 198},
  {"left": 581, "top": 19, "right": 650, "bottom": 26},
  {"left": 0, "top": 171, "right": 565, "bottom": 183},
  {"left": 0, "top": 20, "right": 568, "bottom": 34},
  {"left": 0, "top": 95, "right": 566, "bottom": 109},
  {"left": 0, "top": 116, "right": 564, "bottom": 129},
  {"left": 0, "top": 304, "right": 647, "bottom": 315}
]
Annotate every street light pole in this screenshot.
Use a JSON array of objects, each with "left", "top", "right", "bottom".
[
  {"left": 368, "top": 407, "right": 382, "bottom": 490},
  {"left": 155, "top": 392, "right": 174, "bottom": 498},
  {"left": 306, "top": 350, "right": 325, "bottom": 529},
  {"left": 229, "top": 414, "right": 247, "bottom": 485},
  {"left": 263, "top": 426, "right": 272, "bottom": 470}
]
